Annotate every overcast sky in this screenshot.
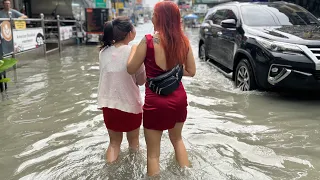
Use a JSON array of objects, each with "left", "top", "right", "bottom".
[{"left": 146, "top": 0, "right": 159, "bottom": 7}]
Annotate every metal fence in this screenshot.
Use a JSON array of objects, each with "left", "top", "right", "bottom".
[
  {"left": 0, "top": 13, "right": 80, "bottom": 58},
  {"left": 0, "top": 14, "right": 81, "bottom": 93}
]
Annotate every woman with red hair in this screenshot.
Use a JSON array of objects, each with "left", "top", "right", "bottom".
[{"left": 127, "top": 1, "right": 196, "bottom": 176}]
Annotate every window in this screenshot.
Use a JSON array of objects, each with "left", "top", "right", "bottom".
[
  {"left": 241, "top": 4, "right": 320, "bottom": 26},
  {"left": 204, "top": 6, "right": 238, "bottom": 25},
  {"left": 210, "top": 9, "right": 226, "bottom": 25},
  {"left": 208, "top": 7, "right": 237, "bottom": 25},
  {"left": 204, "top": 8, "right": 216, "bottom": 20},
  {"left": 225, "top": 9, "right": 237, "bottom": 20}
]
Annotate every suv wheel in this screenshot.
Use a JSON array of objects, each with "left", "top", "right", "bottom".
[
  {"left": 235, "top": 59, "right": 256, "bottom": 91},
  {"left": 199, "top": 43, "right": 207, "bottom": 61}
]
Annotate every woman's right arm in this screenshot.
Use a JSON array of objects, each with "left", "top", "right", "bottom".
[
  {"left": 183, "top": 45, "right": 196, "bottom": 77},
  {"left": 127, "top": 38, "right": 147, "bottom": 75}
]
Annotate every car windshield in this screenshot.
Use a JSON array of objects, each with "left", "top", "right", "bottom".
[{"left": 241, "top": 4, "right": 320, "bottom": 26}]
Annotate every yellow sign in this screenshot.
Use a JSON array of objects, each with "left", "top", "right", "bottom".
[
  {"left": 14, "top": 20, "right": 26, "bottom": 30},
  {"left": 116, "top": 2, "right": 124, "bottom": 9}
]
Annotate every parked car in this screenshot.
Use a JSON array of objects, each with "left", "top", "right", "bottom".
[{"left": 199, "top": 1, "right": 320, "bottom": 91}]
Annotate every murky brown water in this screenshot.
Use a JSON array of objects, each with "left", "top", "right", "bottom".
[{"left": 1, "top": 23, "right": 320, "bottom": 180}]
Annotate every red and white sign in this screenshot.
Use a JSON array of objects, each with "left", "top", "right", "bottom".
[{"left": 179, "top": 4, "right": 190, "bottom": 9}]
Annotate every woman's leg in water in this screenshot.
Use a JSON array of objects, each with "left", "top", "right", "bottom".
[
  {"left": 106, "top": 129, "right": 123, "bottom": 163},
  {"left": 168, "top": 122, "right": 190, "bottom": 167},
  {"left": 127, "top": 128, "right": 140, "bottom": 151},
  {"left": 144, "top": 128, "right": 163, "bottom": 176}
]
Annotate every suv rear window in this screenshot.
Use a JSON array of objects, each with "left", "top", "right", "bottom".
[{"left": 241, "top": 4, "right": 320, "bottom": 26}]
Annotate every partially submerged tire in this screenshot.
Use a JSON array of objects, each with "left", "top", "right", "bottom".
[
  {"left": 235, "top": 59, "right": 256, "bottom": 91},
  {"left": 199, "top": 43, "right": 207, "bottom": 61}
]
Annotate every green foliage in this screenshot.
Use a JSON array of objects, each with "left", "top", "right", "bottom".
[
  {"left": 0, "top": 58, "right": 17, "bottom": 73},
  {"left": 199, "top": 16, "right": 205, "bottom": 23},
  {"left": 0, "top": 78, "right": 10, "bottom": 83}
]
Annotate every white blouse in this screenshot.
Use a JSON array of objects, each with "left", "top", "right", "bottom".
[{"left": 97, "top": 45, "right": 145, "bottom": 114}]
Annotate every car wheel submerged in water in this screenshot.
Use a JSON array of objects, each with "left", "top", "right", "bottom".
[
  {"left": 235, "top": 59, "right": 256, "bottom": 91},
  {"left": 199, "top": 43, "right": 207, "bottom": 61}
]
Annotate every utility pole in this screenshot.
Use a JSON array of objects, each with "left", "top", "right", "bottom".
[
  {"left": 111, "top": 0, "right": 117, "bottom": 17},
  {"left": 132, "top": 0, "right": 136, "bottom": 25}
]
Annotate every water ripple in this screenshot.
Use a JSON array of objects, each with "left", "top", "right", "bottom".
[{"left": 0, "top": 24, "right": 320, "bottom": 180}]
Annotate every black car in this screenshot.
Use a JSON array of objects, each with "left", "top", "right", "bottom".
[{"left": 199, "top": 1, "right": 320, "bottom": 91}]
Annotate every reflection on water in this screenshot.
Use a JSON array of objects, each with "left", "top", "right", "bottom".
[{"left": 1, "top": 23, "right": 320, "bottom": 180}]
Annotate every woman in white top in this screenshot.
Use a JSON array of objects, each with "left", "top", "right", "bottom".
[{"left": 97, "top": 16, "right": 146, "bottom": 163}]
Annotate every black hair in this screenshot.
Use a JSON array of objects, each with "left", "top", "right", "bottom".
[
  {"left": 36, "top": 33, "right": 44, "bottom": 45},
  {"left": 100, "top": 16, "right": 133, "bottom": 50},
  {"left": 36, "top": 33, "right": 44, "bottom": 40}
]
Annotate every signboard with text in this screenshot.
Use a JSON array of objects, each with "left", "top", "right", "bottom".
[
  {"left": 116, "top": 2, "right": 124, "bottom": 9},
  {"left": 193, "top": 4, "right": 208, "bottom": 14},
  {"left": 95, "top": 0, "right": 107, "bottom": 8},
  {"left": 14, "top": 21, "right": 26, "bottom": 30},
  {"left": 60, "top": 26, "right": 73, "bottom": 41},
  {"left": 85, "top": 8, "right": 109, "bottom": 33},
  {"left": 13, "top": 28, "right": 44, "bottom": 53}
]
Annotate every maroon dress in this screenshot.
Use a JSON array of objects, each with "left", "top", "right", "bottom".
[
  {"left": 143, "top": 34, "right": 188, "bottom": 131},
  {"left": 102, "top": 108, "right": 142, "bottom": 132}
]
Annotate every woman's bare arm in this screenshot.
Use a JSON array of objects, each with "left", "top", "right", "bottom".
[
  {"left": 183, "top": 45, "right": 196, "bottom": 77},
  {"left": 135, "top": 64, "right": 146, "bottom": 86},
  {"left": 127, "top": 38, "right": 147, "bottom": 75}
]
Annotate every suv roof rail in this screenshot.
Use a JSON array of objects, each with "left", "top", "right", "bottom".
[
  {"left": 224, "top": 1, "right": 239, "bottom": 3},
  {"left": 215, "top": 1, "right": 239, "bottom": 6}
]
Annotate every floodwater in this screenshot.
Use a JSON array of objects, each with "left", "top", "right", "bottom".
[{"left": 1, "top": 23, "right": 320, "bottom": 180}]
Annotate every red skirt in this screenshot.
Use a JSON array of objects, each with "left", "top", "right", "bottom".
[
  {"left": 102, "top": 108, "right": 142, "bottom": 132},
  {"left": 143, "top": 83, "right": 188, "bottom": 131}
]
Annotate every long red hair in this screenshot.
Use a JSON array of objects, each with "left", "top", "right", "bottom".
[{"left": 153, "top": 1, "right": 189, "bottom": 69}]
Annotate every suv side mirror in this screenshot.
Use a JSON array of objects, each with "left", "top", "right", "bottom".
[{"left": 221, "top": 19, "right": 236, "bottom": 28}]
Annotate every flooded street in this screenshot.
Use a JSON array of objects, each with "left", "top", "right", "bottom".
[{"left": 1, "top": 22, "right": 320, "bottom": 180}]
